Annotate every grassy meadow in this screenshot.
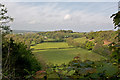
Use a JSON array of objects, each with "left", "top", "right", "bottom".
[
  {"left": 31, "top": 41, "right": 106, "bottom": 65},
  {"left": 74, "top": 37, "right": 87, "bottom": 43},
  {"left": 31, "top": 42, "right": 73, "bottom": 50}
]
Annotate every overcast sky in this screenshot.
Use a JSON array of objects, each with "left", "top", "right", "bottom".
[
  {"left": 2, "top": 0, "right": 120, "bottom": 2},
  {"left": 3, "top": 2, "right": 118, "bottom": 32}
]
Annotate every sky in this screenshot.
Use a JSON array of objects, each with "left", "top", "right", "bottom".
[
  {"left": 2, "top": 2, "right": 118, "bottom": 32},
  {"left": 1, "top": 0, "right": 120, "bottom": 2}
]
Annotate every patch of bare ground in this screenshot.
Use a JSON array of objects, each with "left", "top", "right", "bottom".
[{"left": 103, "top": 40, "right": 111, "bottom": 45}]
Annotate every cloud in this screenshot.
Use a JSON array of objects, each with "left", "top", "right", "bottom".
[
  {"left": 2, "top": 0, "right": 119, "bottom": 2},
  {"left": 4, "top": 2, "right": 116, "bottom": 32},
  {"left": 28, "top": 20, "right": 37, "bottom": 24},
  {"left": 64, "top": 14, "right": 71, "bottom": 20}
]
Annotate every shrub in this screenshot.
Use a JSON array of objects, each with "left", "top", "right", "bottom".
[
  {"left": 85, "top": 41, "right": 95, "bottom": 50},
  {"left": 44, "top": 58, "right": 119, "bottom": 79},
  {"left": 2, "top": 38, "right": 41, "bottom": 79},
  {"left": 92, "top": 43, "right": 111, "bottom": 57}
]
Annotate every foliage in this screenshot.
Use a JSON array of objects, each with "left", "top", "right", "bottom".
[
  {"left": 35, "top": 37, "right": 44, "bottom": 44},
  {"left": 86, "top": 31, "right": 96, "bottom": 39},
  {"left": 110, "top": 11, "right": 120, "bottom": 64},
  {"left": 109, "top": 42, "right": 120, "bottom": 64},
  {"left": 36, "top": 58, "right": 119, "bottom": 79},
  {"left": 0, "top": 3, "right": 13, "bottom": 35},
  {"left": 2, "top": 38, "right": 41, "bottom": 79},
  {"left": 93, "top": 43, "right": 112, "bottom": 57},
  {"left": 110, "top": 11, "right": 120, "bottom": 27},
  {"left": 85, "top": 41, "right": 94, "bottom": 50},
  {"left": 86, "top": 30, "right": 117, "bottom": 44},
  {"left": 66, "top": 37, "right": 74, "bottom": 46}
]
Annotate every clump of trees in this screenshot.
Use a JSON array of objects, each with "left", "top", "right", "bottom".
[
  {"left": 2, "top": 38, "right": 41, "bottom": 79},
  {"left": 92, "top": 43, "right": 111, "bottom": 57},
  {"left": 35, "top": 37, "right": 44, "bottom": 44},
  {"left": 66, "top": 37, "right": 80, "bottom": 47},
  {"left": 37, "top": 30, "right": 84, "bottom": 41},
  {"left": 0, "top": 3, "right": 13, "bottom": 35},
  {"left": 86, "top": 30, "right": 117, "bottom": 44},
  {"left": 66, "top": 37, "right": 74, "bottom": 46},
  {"left": 1, "top": 3, "right": 41, "bottom": 79},
  {"left": 110, "top": 11, "right": 120, "bottom": 64},
  {"left": 66, "top": 37, "right": 95, "bottom": 50},
  {"left": 39, "top": 58, "right": 119, "bottom": 79},
  {"left": 85, "top": 41, "right": 94, "bottom": 50},
  {"left": 6, "top": 30, "right": 85, "bottom": 47}
]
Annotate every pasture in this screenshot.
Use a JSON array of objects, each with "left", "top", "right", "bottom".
[
  {"left": 74, "top": 37, "right": 88, "bottom": 43},
  {"left": 32, "top": 42, "right": 106, "bottom": 65},
  {"left": 31, "top": 42, "right": 73, "bottom": 50}
]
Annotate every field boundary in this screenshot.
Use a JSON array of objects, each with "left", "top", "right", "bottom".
[{"left": 32, "top": 46, "right": 75, "bottom": 50}]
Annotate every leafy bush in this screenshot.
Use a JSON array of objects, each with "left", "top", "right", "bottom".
[
  {"left": 2, "top": 38, "right": 41, "bottom": 79},
  {"left": 85, "top": 41, "right": 95, "bottom": 50},
  {"left": 37, "top": 57, "right": 119, "bottom": 79},
  {"left": 66, "top": 37, "right": 74, "bottom": 46},
  {"left": 92, "top": 43, "right": 112, "bottom": 57}
]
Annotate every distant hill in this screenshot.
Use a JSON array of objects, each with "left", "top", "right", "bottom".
[{"left": 12, "top": 30, "right": 40, "bottom": 34}]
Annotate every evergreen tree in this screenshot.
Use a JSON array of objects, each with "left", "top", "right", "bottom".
[{"left": 110, "top": 11, "right": 120, "bottom": 64}]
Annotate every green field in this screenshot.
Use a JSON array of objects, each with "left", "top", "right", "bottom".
[
  {"left": 32, "top": 42, "right": 106, "bottom": 65},
  {"left": 44, "top": 38, "right": 56, "bottom": 42},
  {"left": 74, "top": 37, "right": 88, "bottom": 43},
  {"left": 33, "top": 48, "right": 105, "bottom": 65},
  {"left": 31, "top": 42, "right": 73, "bottom": 50}
]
